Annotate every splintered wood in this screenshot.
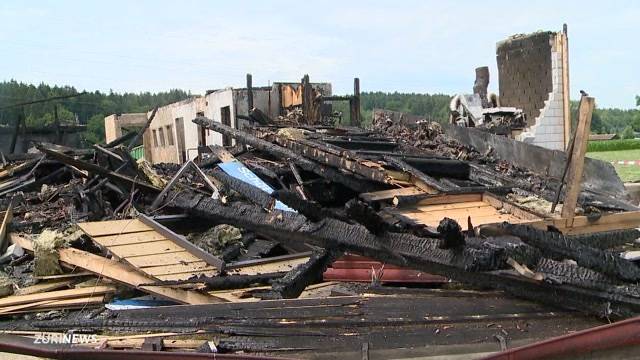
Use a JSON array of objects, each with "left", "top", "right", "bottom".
[{"left": 78, "top": 219, "right": 217, "bottom": 281}]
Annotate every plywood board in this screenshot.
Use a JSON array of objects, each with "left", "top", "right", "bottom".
[
  {"left": 0, "top": 285, "right": 115, "bottom": 308},
  {"left": 142, "top": 262, "right": 212, "bottom": 276},
  {"left": 229, "top": 257, "right": 310, "bottom": 276},
  {"left": 109, "top": 240, "right": 184, "bottom": 257},
  {"left": 126, "top": 251, "right": 201, "bottom": 268},
  {"left": 396, "top": 194, "right": 539, "bottom": 228},
  {"left": 78, "top": 219, "right": 152, "bottom": 237},
  {"left": 79, "top": 218, "right": 220, "bottom": 282},
  {"left": 14, "top": 279, "right": 77, "bottom": 296},
  {"left": 93, "top": 231, "right": 166, "bottom": 246}
]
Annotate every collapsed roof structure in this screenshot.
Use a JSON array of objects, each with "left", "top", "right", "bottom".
[{"left": 1, "top": 31, "right": 640, "bottom": 360}]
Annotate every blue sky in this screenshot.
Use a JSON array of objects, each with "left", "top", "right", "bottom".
[{"left": 1, "top": 0, "right": 638, "bottom": 108}]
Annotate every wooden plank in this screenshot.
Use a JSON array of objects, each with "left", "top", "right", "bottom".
[
  {"left": 482, "top": 193, "right": 544, "bottom": 220},
  {"left": 561, "top": 96, "right": 595, "bottom": 221},
  {"left": 14, "top": 279, "right": 77, "bottom": 296},
  {"left": 142, "top": 262, "right": 213, "bottom": 276},
  {"left": 0, "top": 296, "right": 105, "bottom": 315},
  {"left": 417, "top": 201, "right": 491, "bottom": 212},
  {"left": 109, "top": 240, "right": 184, "bottom": 257},
  {"left": 10, "top": 234, "right": 223, "bottom": 305},
  {"left": 35, "top": 271, "right": 93, "bottom": 280},
  {"left": 0, "top": 285, "right": 115, "bottom": 308},
  {"left": 415, "top": 206, "right": 498, "bottom": 219},
  {"left": 125, "top": 251, "right": 201, "bottom": 268},
  {"left": 408, "top": 193, "right": 483, "bottom": 207},
  {"left": 229, "top": 257, "right": 310, "bottom": 276},
  {"left": 414, "top": 214, "right": 523, "bottom": 227},
  {"left": 155, "top": 270, "right": 217, "bottom": 281},
  {"left": 138, "top": 214, "right": 224, "bottom": 270},
  {"left": 93, "top": 231, "right": 167, "bottom": 247},
  {"left": 78, "top": 219, "right": 152, "bottom": 237},
  {"left": 0, "top": 202, "right": 12, "bottom": 252},
  {"left": 360, "top": 187, "right": 424, "bottom": 202}
]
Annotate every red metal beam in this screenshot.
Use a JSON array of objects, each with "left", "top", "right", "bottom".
[{"left": 480, "top": 315, "right": 640, "bottom": 360}]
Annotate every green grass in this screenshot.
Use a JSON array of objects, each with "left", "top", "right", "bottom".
[
  {"left": 587, "top": 149, "right": 640, "bottom": 182},
  {"left": 587, "top": 139, "right": 640, "bottom": 152}
]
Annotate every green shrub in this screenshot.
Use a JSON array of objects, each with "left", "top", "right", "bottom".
[{"left": 587, "top": 139, "right": 640, "bottom": 152}]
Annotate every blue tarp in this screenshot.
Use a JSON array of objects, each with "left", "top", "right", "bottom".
[{"left": 218, "top": 161, "right": 295, "bottom": 212}]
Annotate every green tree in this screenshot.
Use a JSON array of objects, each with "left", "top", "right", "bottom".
[{"left": 621, "top": 125, "right": 635, "bottom": 139}]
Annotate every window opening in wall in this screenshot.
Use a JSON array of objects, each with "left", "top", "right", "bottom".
[
  {"left": 221, "top": 106, "right": 232, "bottom": 146},
  {"left": 158, "top": 127, "right": 165, "bottom": 147},
  {"left": 152, "top": 129, "right": 158, "bottom": 147},
  {"left": 175, "top": 117, "right": 186, "bottom": 163},
  {"left": 166, "top": 125, "right": 174, "bottom": 146}
]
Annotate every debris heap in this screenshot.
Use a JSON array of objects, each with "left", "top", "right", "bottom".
[{"left": 0, "top": 110, "right": 639, "bottom": 358}]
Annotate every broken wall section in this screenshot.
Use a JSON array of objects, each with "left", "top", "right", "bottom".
[{"left": 497, "top": 30, "right": 568, "bottom": 150}]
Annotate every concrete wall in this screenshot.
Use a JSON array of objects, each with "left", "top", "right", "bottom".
[
  {"left": 144, "top": 97, "right": 205, "bottom": 164},
  {"left": 497, "top": 31, "right": 567, "bottom": 150},
  {"left": 204, "top": 89, "right": 236, "bottom": 149},
  {"left": 234, "top": 88, "right": 272, "bottom": 129},
  {"left": 104, "top": 113, "right": 147, "bottom": 143}
]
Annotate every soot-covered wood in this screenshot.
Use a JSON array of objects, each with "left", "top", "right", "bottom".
[
  {"left": 167, "top": 190, "right": 640, "bottom": 318},
  {"left": 194, "top": 117, "right": 377, "bottom": 192}
]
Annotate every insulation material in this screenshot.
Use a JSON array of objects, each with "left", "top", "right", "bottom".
[{"left": 32, "top": 228, "right": 83, "bottom": 276}]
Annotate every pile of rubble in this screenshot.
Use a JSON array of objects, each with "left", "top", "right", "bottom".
[{"left": 0, "top": 111, "right": 639, "bottom": 358}]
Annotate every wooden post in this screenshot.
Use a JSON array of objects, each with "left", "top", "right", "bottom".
[
  {"left": 561, "top": 96, "right": 595, "bottom": 221},
  {"left": 9, "top": 108, "right": 24, "bottom": 154},
  {"left": 54, "top": 104, "right": 62, "bottom": 144},
  {"left": 302, "top": 74, "right": 312, "bottom": 124},
  {"left": 351, "top": 77, "right": 361, "bottom": 127},
  {"left": 246, "top": 73, "right": 253, "bottom": 113},
  {"left": 561, "top": 24, "right": 571, "bottom": 149}
]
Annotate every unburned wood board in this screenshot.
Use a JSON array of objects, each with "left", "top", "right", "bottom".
[
  {"left": 10, "top": 234, "right": 223, "bottom": 305},
  {"left": 395, "top": 194, "right": 539, "bottom": 227},
  {"left": 78, "top": 219, "right": 217, "bottom": 281}
]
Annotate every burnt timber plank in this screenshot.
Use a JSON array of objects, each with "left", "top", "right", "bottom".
[
  {"left": 193, "top": 117, "right": 377, "bottom": 192},
  {"left": 36, "top": 145, "right": 160, "bottom": 193},
  {"left": 167, "top": 190, "right": 640, "bottom": 318},
  {"left": 360, "top": 187, "right": 424, "bottom": 202}
]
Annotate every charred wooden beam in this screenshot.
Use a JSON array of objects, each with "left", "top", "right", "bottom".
[
  {"left": 144, "top": 272, "right": 284, "bottom": 290},
  {"left": 383, "top": 156, "right": 451, "bottom": 193},
  {"left": 535, "top": 258, "right": 640, "bottom": 299},
  {"left": 167, "top": 189, "right": 640, "bottom": 318},
  {"left": 249, "top": 108, "right": 272, "bottom": 125},
  {"left": 211, "top": 167, "right": 275, "bottom": 211},
  {"left": 272, "top": 190, "right": 350, "bottom": 223},
  {"left": 36, "top": 145, "right": 160, "bottom": 193},
  {"left": 502, "top": 223, "right": 640, "bottom": 282},
  {"left": 344, "top": 198, "right": 389, "bottom": 235},
  {"left": 569, "top": 228, "right": 640, "bottom": 250},
  {"left": 266, "top": 248, "right": 342, "bottom": 299},
  {"left": 437, "top": 218, "right": 465, "bottom": 249},
  {"left": 402, "top": 157, "right": 470, "bottom": 179},
  {"left": 194, "top": 117, "right": 376, "bottom": 192}
]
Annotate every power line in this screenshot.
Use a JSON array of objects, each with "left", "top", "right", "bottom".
[{"left": 0, "top": 92, "right": 87, "bottom": 111}]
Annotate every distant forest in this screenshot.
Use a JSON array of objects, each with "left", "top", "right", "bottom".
[
  {"left": 0, "top": 80, "right": 190, "bottom": 144},
  {"left": 1, "top": 80, "right": 639, "bottom": 145}
]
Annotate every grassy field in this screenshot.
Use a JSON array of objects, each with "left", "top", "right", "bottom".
[{"left": 587, "top": 149, "right": 640, "bottom": 182}]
